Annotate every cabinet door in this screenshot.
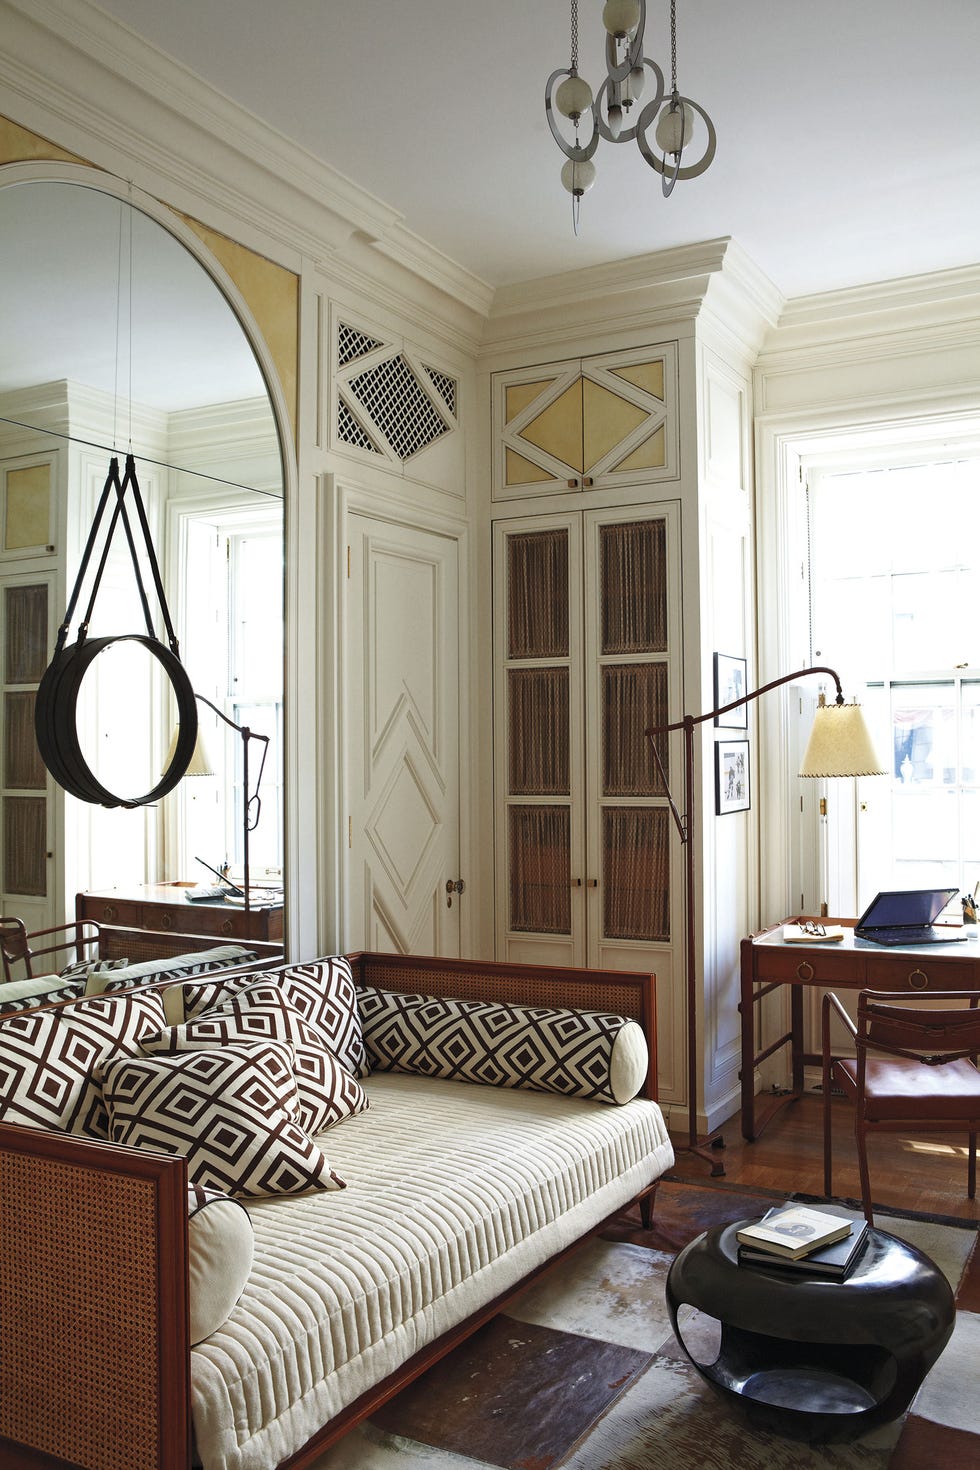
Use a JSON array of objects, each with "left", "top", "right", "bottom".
[
  {"left": 1, "top": 574, "right": 55, "bottom": 933},
  {"left": 492, "top": 345, "right": 679, "bottom": 501},
  {"left": 494, "top": 514, "right": 585, "bottom": 965},
  {"left": 582, "top": 506, "right": 680, "bottom": 972}
]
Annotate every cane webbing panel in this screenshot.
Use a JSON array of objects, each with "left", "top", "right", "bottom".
[
  {"left": 0, "top": 1148, "right": 162, "bottom": 1470},
  {"left": 355, "top": 958, "right": 644, "bottom": 1025}
]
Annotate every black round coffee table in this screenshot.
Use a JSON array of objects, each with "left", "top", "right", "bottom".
[{"left": 666, "top": 1216, "right": 955, "bottom": 1442}]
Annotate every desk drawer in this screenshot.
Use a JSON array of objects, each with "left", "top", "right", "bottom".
[
  {"left": 755, "top": 948, "right": 866, "bottom": 987},
  {"left": 154, "top": 904, "right": 242, "bottom": 939},
  {"left": 866, "top": 954, "right": 980, "bottom": 992},
  {"left": 84, "top": 897, "right": 143, "bottom": 928}
]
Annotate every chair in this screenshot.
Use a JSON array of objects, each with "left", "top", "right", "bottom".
[
  {"left": 822, "top": 988, "right": 980, "bottom": 1222},
  {"left": 0, "top": 916, "right": 101, "bottom": 986}
]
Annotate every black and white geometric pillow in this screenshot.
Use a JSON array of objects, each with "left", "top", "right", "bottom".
[
  {"left": 100, "top": 947, "right": 261, "bottom": 995},
  {"left": 100, "top": 1041, "right": 346, "bottom": 1198},
  {"left": 0, "top": 989, "right": 169, "bottom": 1136},
  {"left": 58, "top": 956, "right": 131, "bottom": 981},
  {"left": 176, "top": 956, "right": 365, "bottom": 1077},
  {"left": 140, "top": 982, "right": 368, "bottom": 1135},
  {"left": 0, "top": 981, "right": 84, "bottom": 1015},
  {"left": 357, "top": 987, "right": 648, "bottom": 1105}
]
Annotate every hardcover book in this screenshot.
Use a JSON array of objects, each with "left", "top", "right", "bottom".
[
  {"left": 735, "top": 1205, "right": 853, "bottom": 1259},
  {"left": 738, "top": 1212, "right": 869, "bottom": 1278}
]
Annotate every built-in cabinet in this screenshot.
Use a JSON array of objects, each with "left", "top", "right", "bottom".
[{"left": 490, "top": 342, "right": 686, "bottom": 1101}]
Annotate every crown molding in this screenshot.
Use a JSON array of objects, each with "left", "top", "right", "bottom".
[{"left": 0, "top": 0, "right": 493, "bottom": 318}]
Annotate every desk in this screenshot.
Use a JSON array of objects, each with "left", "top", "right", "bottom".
[
  {"left": 740, "top": 917, "right": 980, "bottom": 1141},
  {"left": 76, "top": 883, "right": 283, "bottom": 962}
]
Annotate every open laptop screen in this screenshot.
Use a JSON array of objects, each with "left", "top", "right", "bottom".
[{"left": 856, "top": 888, "right": 957, "bottom": 931}]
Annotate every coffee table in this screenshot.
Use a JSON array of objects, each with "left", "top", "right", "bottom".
[{"left": 666, "top": 1216, "right": 955, "bottom": 1442}]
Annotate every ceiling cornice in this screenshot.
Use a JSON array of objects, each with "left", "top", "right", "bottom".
[{"left": 0, "top": 0, "right": 494, "bottom": 318}]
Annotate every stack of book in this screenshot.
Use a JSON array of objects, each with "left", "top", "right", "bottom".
[{"left": 736, "top": 1205, "right": 869, "bottom": 1279}]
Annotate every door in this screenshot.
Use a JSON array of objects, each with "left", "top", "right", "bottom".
[
  {"left": 493, "top": 505, "right": 680, "bottom": 971},
  {"left": 346, "top": 513, "right": 462, "bottom": 954}
]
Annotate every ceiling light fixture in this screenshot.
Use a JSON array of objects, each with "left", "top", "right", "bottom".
[{"left": 545, "top": 0, "right": 716, "bottom": 232}]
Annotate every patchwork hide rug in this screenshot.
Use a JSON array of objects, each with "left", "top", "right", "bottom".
[{"left": 311, "top": 1180, "right": 980, "bottom": 1470}]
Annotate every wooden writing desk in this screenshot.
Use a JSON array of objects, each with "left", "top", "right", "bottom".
[
  {"left": 76, "top": 883, "right": 283, "bottom": 962},
  {"left": 740, "top": 917, "right": 980, "bottom": 1140}
]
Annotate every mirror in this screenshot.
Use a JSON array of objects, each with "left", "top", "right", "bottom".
[{"left": 0, "top": 177, "right": 285, "bottom": 930}]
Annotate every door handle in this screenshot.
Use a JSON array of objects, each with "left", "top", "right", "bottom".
[{"left": 445, "top": 878, "right": 465, "bottom": 908}]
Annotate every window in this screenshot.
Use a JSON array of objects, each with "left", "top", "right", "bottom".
[{"left": 809, "top": 456, "right": 980, "bottom": 899}]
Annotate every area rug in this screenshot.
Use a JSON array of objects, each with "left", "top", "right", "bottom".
[{"left": 311, "top": 1181, "right": 979, "bottom": 1470}]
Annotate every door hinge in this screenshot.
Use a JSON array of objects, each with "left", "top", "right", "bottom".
[
  {"left": 347, "top": 545, "right": 351, "bottom": 579},
  {"left": 819, "top": 796, "right": 828, "bottom": 816},
  {"left": 348, "top": 816, "right": 352, "bottom": 848}
]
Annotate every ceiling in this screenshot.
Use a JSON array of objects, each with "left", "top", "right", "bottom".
[{"left": 89, "top": 0, "right": 980, "bottom": 302}]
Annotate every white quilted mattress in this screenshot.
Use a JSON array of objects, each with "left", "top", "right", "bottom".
[{"left": 190, "top": 1072, "right": 674, "bottom": 1470}]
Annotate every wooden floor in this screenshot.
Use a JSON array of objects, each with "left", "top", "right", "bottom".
[{"left": 667, "top": 1090, "right": 980, "bottom": 1223}]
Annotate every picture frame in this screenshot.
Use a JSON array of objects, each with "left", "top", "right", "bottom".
[
  {"left": 713, "top": 653, "right": 748, "bottom": 728},
  {"left": 716, "top": 739, "right": 750, "bottom": 815}
]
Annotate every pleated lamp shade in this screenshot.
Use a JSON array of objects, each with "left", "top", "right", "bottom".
[
  {"left": 798, "top": 695, "right": 886, "bottom": 778},
  {"left": 164, "top": 723, "right": 214, "bottom": 777}
]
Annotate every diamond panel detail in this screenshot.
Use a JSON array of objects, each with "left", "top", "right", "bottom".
[
  {"left": 348, "top": 355, "right": 450, "bottom": 461},
  {"left": 424, "top": 366, "right": 457, "bottom": 416}
]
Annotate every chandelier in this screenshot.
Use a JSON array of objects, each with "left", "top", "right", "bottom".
[{"left": 545, "top": 0, "right": 716, "bottom": 230}]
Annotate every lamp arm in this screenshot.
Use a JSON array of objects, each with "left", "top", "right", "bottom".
[{"left": 646, "top": 665, "right": 844, "bottom": 738}]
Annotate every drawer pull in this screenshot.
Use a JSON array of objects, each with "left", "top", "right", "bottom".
[
  {"left": 796, "top": 961, "right": 815, "bottom": 981},
  {"left": 102, "top": 904, "right": 117, "bottom": 922},
  {"left": 160, "top": 913, "right": 173, "bottom": 930},
  {"left": 908, "top": 968, "right": 929, "bottom": 990},
  {"left": 221, "top": 918, "right": 233, "bottom": 935}
]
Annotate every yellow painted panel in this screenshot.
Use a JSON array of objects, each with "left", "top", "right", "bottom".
[
  {"left": 611, "top": 360, "right": 665, "bottom": 400},
  {"left": 5, "top": 464, "right": 51, "bottom": 549},
  {"left": 613, "top": 424, "right": 667, "bottom": 473},
  {"left": 520, "top": 380, "right": 584, "bottom": 472},
  {"left": 505, "top": 448, "right": 555, "bottom": 487},
  {"left": 582, "top": 379, "right": 647, "bottom": 471},
  {"left": 0, "top": 114, "right": 86, "bottom": 166},
  {"left": 181, "top": 215, "right": 299, "bottom": 445},
  {"left": 505, "top": 380, "right": 555, "bottom": 423}
]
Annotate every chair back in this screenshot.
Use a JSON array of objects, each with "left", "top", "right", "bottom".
[
  {"left": 0, "top": 917, "right": 32, "bottom": 983},
  {"left": 859, "top": 989, "right": 980, "bottom": 1066}
]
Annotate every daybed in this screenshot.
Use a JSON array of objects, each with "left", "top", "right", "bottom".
[{"left": 0, "top": 950, "right": 674, "bottom": 1470}]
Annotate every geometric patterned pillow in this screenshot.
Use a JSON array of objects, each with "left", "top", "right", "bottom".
[
  {"left": 175, "top": 956, "right": 365, "bottom": 1077},
  {"left": 0, "top": 988, "right": 169, "bottom": 1137},
  {"left": 98, "top": 946, "right": 261, "bottom": 997},
  {"left": 99, "top": 1041, "right": 346, "bottom": 1198},
  {"left": 140, "top": 983, "right": 369, "bottom": 1135},
  {"left": 58, "top": 955, "right": 131, "bottom": 980},
  {"left": 357, "top": 987, "right": 648, "bottom": 1106}
]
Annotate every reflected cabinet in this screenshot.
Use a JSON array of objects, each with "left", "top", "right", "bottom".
[{"left": 493, "top": 504, "right": 681, "bottom": 973}]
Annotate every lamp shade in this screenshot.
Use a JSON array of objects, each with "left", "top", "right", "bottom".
[
  {"left": 798, "top": 699, "right": 886, "bottom": 778},
  {"left": 165, "top": 723, "right": 214, "bottom": 777}
]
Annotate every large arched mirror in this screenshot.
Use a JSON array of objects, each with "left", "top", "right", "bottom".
[{"left": 0, "top": 175, "right": 286, "bottom": 950}]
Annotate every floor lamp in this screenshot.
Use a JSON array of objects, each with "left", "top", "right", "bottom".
[
  {"left": 646, "top": 666, "right": 885, "bottom": 1175},
  {"left": 194, "top": 694, "right": 270, "bottom": 913}
]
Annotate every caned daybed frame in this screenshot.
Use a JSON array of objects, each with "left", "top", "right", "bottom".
[{"left": 0, "top": 951, "right": 661, "bottom": 1470}]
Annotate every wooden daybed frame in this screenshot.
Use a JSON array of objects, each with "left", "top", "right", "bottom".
[{"left": 0, "top": 951, "right": 662, "bottom": 1470}]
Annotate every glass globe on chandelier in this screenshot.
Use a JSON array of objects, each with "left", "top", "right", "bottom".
[{"left": 545, "top": 0, "right": 716, "bottom": 232}]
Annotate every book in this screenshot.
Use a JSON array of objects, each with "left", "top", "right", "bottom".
[
  {"left": 738, "top": 1212, "right": 869, "bottom": 1279},
  {"left": 735, "top": 1205, "right": 853, "bottom": 1259},
  {"left": 782, "top": 923, "right": 845, "bottom": 944}
]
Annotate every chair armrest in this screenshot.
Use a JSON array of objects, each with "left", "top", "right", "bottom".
[{"left": 821, "top": 990, "right": 857, "bottom": 1088}]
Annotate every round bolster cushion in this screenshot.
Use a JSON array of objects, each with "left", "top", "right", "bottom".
[
  {"left": 187, "top": 1185, "right": 254, "bottom": 1346},
  {"left": 357, "top": 986, "right": 649, "bottom": 1105}
]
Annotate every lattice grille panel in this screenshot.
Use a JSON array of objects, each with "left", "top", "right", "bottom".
[
  {"left": 425, "top": 366, "right": 457, "bottom": 416},
  {"left": 349, "top": 354, "right": 450, "bottom": 460},
  {"left": 338, "top": 323, "right": 383, "bottom": 366},
  {"left": 338, "top": 398, "right": 382, "bottom": 454}
]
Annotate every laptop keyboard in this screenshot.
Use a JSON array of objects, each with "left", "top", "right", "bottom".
[{"left": 860, "top": 925, "right": 958, "bottom": 945}]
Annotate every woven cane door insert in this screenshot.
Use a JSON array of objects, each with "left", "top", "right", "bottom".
[
  {"left": 2, "top": 581, "right": 50, "bottom": 901},
  {"left": 0, "top": 1151, "right": 164, "bottom": 1469}
]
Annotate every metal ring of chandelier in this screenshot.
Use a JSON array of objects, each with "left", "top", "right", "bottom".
[
  {"left": 34, "top": 634, "right": 199, "bottom": 809},
  {"left": 635, "top": 93, "right": 717, "bottom": 184}
]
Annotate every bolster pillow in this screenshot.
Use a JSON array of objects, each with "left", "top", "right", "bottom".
[
  {"left": 357, "top": 986, "right": 648, "bottom": 1105},
  {"left": 187, "top": 1184, "right": 254, "bottom": 1345}
]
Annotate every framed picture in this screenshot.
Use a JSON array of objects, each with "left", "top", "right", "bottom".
[
  {"left": 713, "top": 653, "right": 748, "bottom": 728},
  {"left": 716, "top": 739, "right": 750, "bottom": 815}
]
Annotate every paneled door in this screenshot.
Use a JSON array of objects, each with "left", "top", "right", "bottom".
[
  {"left": 345, "top": 514, "right": 462, "bottom": 954},
  {"left": 1, "top": 572, "right": 55, "bottom": 934}
]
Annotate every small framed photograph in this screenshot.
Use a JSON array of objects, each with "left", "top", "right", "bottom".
[
  {"left": 713, "top": 653, "right": 748, "bottom": 728},
  {"left": 716, "top": 739, "right": 750, "bottom": 815}
]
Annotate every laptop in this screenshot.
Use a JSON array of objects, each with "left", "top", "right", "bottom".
[{"left": 854, "top": 887, "right": 967, "bottom": 946}]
